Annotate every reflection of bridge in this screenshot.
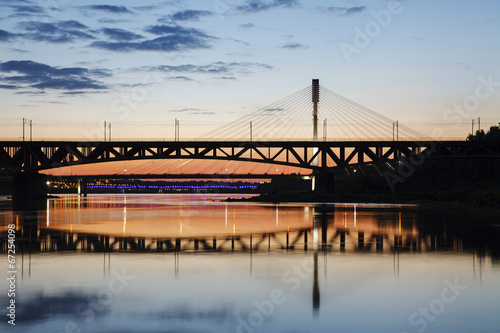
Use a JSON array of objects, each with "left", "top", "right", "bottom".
[
  {"left": 2, "top": 203, "right": 497, "bottom": 316},
  {"left": 0, "top": 205, "right": 460, "bottom": 255}
]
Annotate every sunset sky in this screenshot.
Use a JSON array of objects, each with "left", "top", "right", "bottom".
[{"left": 1, "top": 0, "right": 499, "bottom": 141}]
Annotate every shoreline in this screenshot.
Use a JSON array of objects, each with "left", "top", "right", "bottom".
[{"left": 226, "top": 187, "right": 500, "bottom": 212}]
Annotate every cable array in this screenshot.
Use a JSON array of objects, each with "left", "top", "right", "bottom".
[{"left": 198, "top": 84, "right": 431, "bottom": 141}]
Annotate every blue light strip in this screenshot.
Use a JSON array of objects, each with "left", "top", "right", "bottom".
[{"left": 86, "top": 185, "right": 258, "bottom": 190}]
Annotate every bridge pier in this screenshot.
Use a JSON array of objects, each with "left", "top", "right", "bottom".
[
  {"left": 314, "top": 172, "right": 335, "bottom": 194},
  {"left": 12, "top": 172, "right": 47, "bottom": 210}
]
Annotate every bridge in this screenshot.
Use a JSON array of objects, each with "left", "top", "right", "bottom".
[
  {"left": 1, "top": 139, "right": 498, "bottom": 172},
  {"left": 1, "top": 79, "right": 499, "bottom": 208}
]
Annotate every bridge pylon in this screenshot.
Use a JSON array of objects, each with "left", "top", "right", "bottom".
[
  {"left": 312, "top": 79, "right": 320, "bottom": 169},
  {"left": 312, "top": 79, "right": 319, "bottom": 143}
]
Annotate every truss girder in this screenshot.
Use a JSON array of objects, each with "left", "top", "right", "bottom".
[{"left": 0, "top": 140, "right": 498, "bottom": 171}]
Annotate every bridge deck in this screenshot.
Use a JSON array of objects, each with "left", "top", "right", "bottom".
[{"left": 1, "top": 140, "right": 498, "bottom": 171}]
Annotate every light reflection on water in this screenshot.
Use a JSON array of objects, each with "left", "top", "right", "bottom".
[{"left": 0, "top": 194, "right": 499, "bottom": 333}]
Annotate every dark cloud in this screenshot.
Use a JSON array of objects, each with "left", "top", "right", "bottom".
[
  {"left": 0, "top": 60, "right": 109, "bottom": 91},
  {"left": 83, "top": 5, "right": 132, "bottom": 14},
  {"left": 133, "top": 5, "right": 162, "bottom": 11},
  {"left": 6, "top": 5, "right": 53, "bottom": 17},
  {"left": 101, "top": 28, "right": 143, "bottom": 41},
  {"left": 98, "top": 18, "right": 130, "bottom": 24},
  {"left": 0, "top": 29, "right": 15, "bottom": 41},
  {"left": 9, "top": 5, "right": 45, "bottom": 14},
  {"left": 145, "top": 25, "right": 209, "bottom": 38},
  {"left": 168, "top": 76, "right": 194, "bottom": 81},
  {"left": 236, "top": 0, "right": 299, "bottom": 13},
  {"left": 58, "top": 20, "right": 88, "bottom": 30},
  {"left": 91, "top": 35, "right": 211, "bottom": 52},
  {"left": 141, "top": 61, "right": 272, "bottom": 75},
  {"left": 91, "top": 25, "right": 214, "bottom": 52},
  {"left": 17, "top": 21, "right": 94, "bottom": 43},
  {"left": 0, "top": 84, "right": 18, "bottom": 89},
  {"left": 239, "top": 23, "right": 256, "bottom": 29},
  {"left": 280, "top": 42, "right": 307, "bottom": 49},
  {"left": 169, "top": 10, "right": 213, "bottom": 21},
  {"left": 325, "top": 6, "right": 366, "bottom": 16},
  {"left": 32, "top": 79, "right": 104, "bottom": 90}
]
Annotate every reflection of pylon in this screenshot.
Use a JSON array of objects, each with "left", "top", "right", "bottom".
[{"left": 312, "top": 79, "right": 319, "bottom": 167}]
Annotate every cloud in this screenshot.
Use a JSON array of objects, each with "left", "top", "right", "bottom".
[
  {"left": 0, "top": 60, "right": 109, "bottom": 91},
  {"left": 91, "top": 25, "right": 214, "bottom": 52},
  {"left": 236, "top": 0, "right": 300, "bottom": 13},
  {"left": 5, "top": 4, "right": 56, "bottom": 18},
  {"left": 0, "top": 29, "right": 15, "bottom": 41},
  {"left": 0, "top": 84, "right": 18, "bottom": 89},
  {"left": 239, "top": 23, "right": 256, "bottom": 29},
  {"left": 170, "top": 108, "right": 201, "bottom": 113},
  {"left": 167, "top": 76, "right": 194, "bottom": 81},
  {"left": 324, "top": 6, "right": 366, "bottom": 17},
  {"left": 83, "top": 5, "right": 132, "bottom": 14},
  {"left": 98, "top": 18, "right": 130, "bottom": 24},
  {"left": 58, "top": 20, "right": 88, "bottom": 30},
  {"left": 142, "top": 61, "right": 272, "bottom": 75},
  {"left": 168, "top": 10, "right": 213, "bottom": 21},
  {"left": 132, "top": 5, "right": 162, "bottom": 11},
  {"left": 145, "top": 25, "right": 209, "bottom": 37},
  {"left": 91, "top": 35, "right": 211, "bottom": 52},
  {"left": 169, "top": 108, "right": 215, "bottom": 115},
  {"left": 8, "top": 5, "right": 46, "bottom": 14},
  {"left": 280, "top": 42, "right": 307, "bottom": 49},
  {"left": 16, "top": 20, "right": 94, "bottom": 43},
  {"left": 101, "top": 28, "right": 143, "bottom": 41},
  {"left": 190, "top": 111, "right": 215, "bottom": 115}
]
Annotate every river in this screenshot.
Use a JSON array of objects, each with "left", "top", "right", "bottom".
[{"left": 0, "top": 194, "right": 499, "bottom": 333}]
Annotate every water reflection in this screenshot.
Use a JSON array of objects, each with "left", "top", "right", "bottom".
[
  {"left": 0, "top": 195, "right": 499, "bottom": 333},
  {"left": 1, "top": 196, "right": 499, "bottom": 259}
]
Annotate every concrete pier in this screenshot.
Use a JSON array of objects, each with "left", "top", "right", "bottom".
[{"left": 12, "top": 172, "right": 47, "bottom": 210}]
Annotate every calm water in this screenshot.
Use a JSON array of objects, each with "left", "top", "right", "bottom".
[{"left": 0, "top": 194, "right": 499, "bottom": 333}]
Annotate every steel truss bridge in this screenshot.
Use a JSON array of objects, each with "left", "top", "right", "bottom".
[
  {"left": 1, "top": 80, "right": 499, "bottom": 174},
  {"left": 1, "top": 140, "right": 499, "bottom": 173}
]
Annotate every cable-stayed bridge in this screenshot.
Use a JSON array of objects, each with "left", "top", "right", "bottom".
[{"left": 1, "top": 80, "right": 498, "bottom": 176}]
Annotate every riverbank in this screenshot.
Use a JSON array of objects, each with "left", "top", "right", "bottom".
[{"left": 227, "top": 187, "right": 500, "bottom": 210}]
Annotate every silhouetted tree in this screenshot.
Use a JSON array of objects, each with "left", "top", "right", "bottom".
[{"left": 467, "top": 123, "right": 500, "bottom": 141}]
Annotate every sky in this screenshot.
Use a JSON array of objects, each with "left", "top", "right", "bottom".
[{"left": 0, "top": 0, "right": 499, "bottom": 141}]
